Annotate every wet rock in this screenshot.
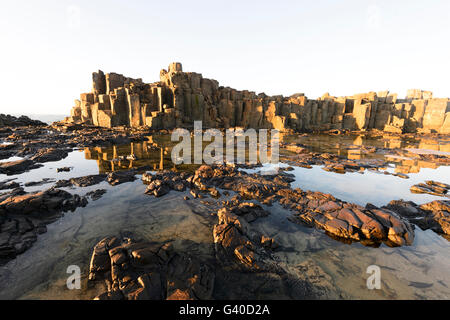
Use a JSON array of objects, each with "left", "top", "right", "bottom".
[
  {"left": 54, "top": 180, "right": 73, "bottom": 188},
  {"left": 70, "top": 174, "right": 106, "bottom": 187},
  {"left": 30, "top": 148, "right": 70, "bottom": 163},
  {"left": 190, "top": 164, "right": 417, "bottom": 246},
  {"left": 194, "top": 165, "right": 215, "bottom": 179},
  {"left": 88, "top": 237, "right": 215, "bottom": 300},
  {"left": 0, "top": 188, "right": 87, "bottom": 216},
  {"left": 233, "top": 243, "right": 263, "bottom": 270},
  {"left": 143, "top": 165, "right": 285, "bottom": 203},
  {"left": 0, "top": 179, "right": 20, "bottom": 190},
  {"left": 0, "top": 114, "right": 46, "bottom": 127},
  {"left": 144, "top": 179, "right": 170, "bottom": 197},
  {"left": 212, "top": 202, "right": 274, "bottom": 271},
  {"left": 139, "top": 164, "right": 416, "bottom": 247},
  {"left": 141, "top": 172, "right": 154, "bottom": 183},
  {"left": 227, "top": 202, "right": 270, "bottom": 223},
  {"left": 126, "top": 154, "right": 137, "bottom": 161},
  {"left": 107, "top": 171, "right": 136, "bottom": 186},
  {"left": 209, "top": 187, "right": 220, "bottom": 198},
  {"left": 85, "top": 189, "right": 107, "bottom": 201},
  {"left": 24, "top": 178, "right": 55, "bottom": 187},
  {"left": 153, "top": 185, "right": 170, "bottom": 197},
  {"left": 0, "top": 187, "right": 88, "bottom": 264},
  {"left": 0, "top": 159, "right": 41, "bottom": 175},
  {"left": 190, "top": 189, "right": 199, "bottom": 198},
  {"left": 279, "top": 143, "right": 410, "bottom": 177},
  {"left": 0, "top": 128, "right": 13, "bottom": 138},
  {"left": 260, "top": 235, "right": 278, "bottom": 250},
  {"left": 385, "top": 199, "right": 450, "bottom": 239},
  {"left": 217, "top": 170, "right": 292, "bottom": 202},
  {"left": 0, "top": 144, "right": 15, "bottom": 152},
  {"left": 214, "top": 211, "right": 254, "bottom": 268},
  {"left": 0, "top": 187, "right": 26, "bottom": 203},
  {"left": 391, "top": 172, "right": 409, "bottom": 179},
  {"left": 323, "top": 164, "right": 346, "bottom": 174},
  {"left": 172, "top": 182, "right": 186, "bottom": 192},
  {"left": 88, "top": 236, "right": 121, "bottom": 280},
  {"left": 0, "top": 150, "right": 14, "bottom": 160},
  {"left": 283, "top": 188, "right": 414, "bottom": 247},
  {"left": 366, "top": 205, "right": 415, "bottom": 246},
  {"left": 143, "top": 171, "right": 190, "bottom": 197},
  {"left": 410, "top": 180, "right": 450, "bottom": 197},
  {"left": 55, "top": 174, "right": 107, "bottom": 188}
]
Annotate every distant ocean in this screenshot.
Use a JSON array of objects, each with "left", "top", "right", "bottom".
[{"left": 11, "top": 114, "right": 66, "bottom": 125}]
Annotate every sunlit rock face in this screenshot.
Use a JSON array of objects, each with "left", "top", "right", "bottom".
[{"left": 67, "top": 62, "right": 449, "bottom": 134}]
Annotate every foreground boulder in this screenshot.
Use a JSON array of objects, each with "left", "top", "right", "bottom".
[
  {"left": 0, "top": 159, "right": 41, "bottom": 175},
  {"left": 88, "top": 236, "right": 215, "bottom": 300},
  {"left": 202, "top": 165, "right": 415, "bottom": 247},
  {"left": 0, "top": 179, "right": 20, "bottom": 190},
  {"left": 107, "top": 170, "right": 137, "bottom": 186},
  {"left": 279, "top": 188, "right": 415, "bottom": 247},
  {"left": 385, "top": 200, "right": 450, "bottom": 240},
  {"left": 142, "top": 164, "right": 416, "bottom": 247},
  {"left": 30, "top": 148, "right": 70, "bottom": 163},
  {"left": 55, "top": 174, "right": 107, "bottom": 188},
  {"left": 0, "top": 187, "right": 87, "bottom": 264},
  {"left": 213, "top": 207, "right": 267, "bottom": 270},
  {"left": 209, "top": 200, "right": 343, "bottom": 299},
  {"left": 143, "top": 170, "right": 191, "bottom": 197}
]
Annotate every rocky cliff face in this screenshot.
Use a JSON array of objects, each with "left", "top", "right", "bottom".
[{"left": 67, "top": 62, "right": 450, "bottom": 134}]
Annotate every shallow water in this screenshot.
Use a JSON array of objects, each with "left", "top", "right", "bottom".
[
  {"left": 290, "top": 165, "right": 450, "bottom": 206},
  {"left": 0, "top": 133, "right": 449, "bottom": 299},
  {"left": 0, "top": 183, "right": 215, "bottom": 299},
  {"left": 252, "top": 203, "right": 450, "bottom": 299}
]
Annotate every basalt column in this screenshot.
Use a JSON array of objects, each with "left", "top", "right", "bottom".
[{"left": 66, "top": 63, "right": 450, "bottom": 134}]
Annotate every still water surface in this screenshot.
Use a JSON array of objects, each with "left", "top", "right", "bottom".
[{"left": 0, "top": 133, "right": 449, "bottom": 299}]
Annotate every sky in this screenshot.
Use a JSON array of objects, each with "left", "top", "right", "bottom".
[{"left": 0, "top": 0, "right": 449, "bottom": 115}]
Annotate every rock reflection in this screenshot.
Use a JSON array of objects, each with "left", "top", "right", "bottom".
[
  {"left": 83, "top": 133, "right": 450, "bottom": 176},
  {"left": 280, "top": 133, "right": 450, "bottom": 174},
  {"left": 84, "top": 136, "right": 178, "bottom": 173}
]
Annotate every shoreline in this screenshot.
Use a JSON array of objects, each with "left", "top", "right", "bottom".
[{"left": 0, "top": 121, "right": 449, "bottom": 299}]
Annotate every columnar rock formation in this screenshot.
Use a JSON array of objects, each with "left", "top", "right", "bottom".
[{"left": 68, "top": 63, "right": 450, "bottom": 134}]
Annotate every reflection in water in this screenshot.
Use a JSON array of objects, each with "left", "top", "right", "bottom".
[
  {"left": 84, "top": 133, "right": 279, "bottom": 173},
  {"left": 2, "top": 183, "right": 449, "bottom": 300},
  {"left": 80, "top": 133, "right": 450, "bottom": 207},
  {"left": 83, "top": 133, "right": 450, "bottom": 177},
  {"left": 85, "top": 140, "right": 169, "bottom": 172},
  {"left": 391, "top": 157, "right": 439, "bottom": 174},
  {"left": 84, "top": 135, "right": 196, "bottom": 173},
  {"left": 280, "top": 133, "right": 450, "bottom": 174},
  {"left": 290, "top": 165, "right": 450, "bottom": 207},
  {"left": 1, "top": 133, "right": 449, "bottom": 300}
]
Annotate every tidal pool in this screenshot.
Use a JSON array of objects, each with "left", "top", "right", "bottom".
[{"left": 0, "top": 133, "right": 449, "bottom": 299}]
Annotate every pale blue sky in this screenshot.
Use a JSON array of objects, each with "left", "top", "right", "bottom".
[{"left": 1, "top": 0, "right": 449, "bottom": 115}]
